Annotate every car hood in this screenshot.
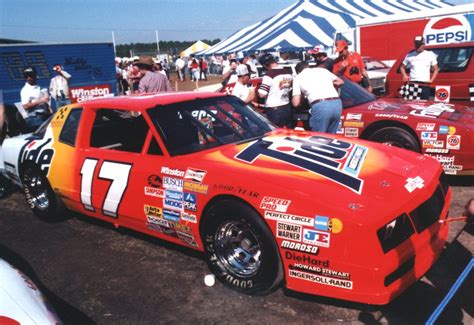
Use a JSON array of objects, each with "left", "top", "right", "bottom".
[
  {"left": 197, "top": 129, "right": 442, "bottom": 225},
  {"left": 363, "top": 98, "right": 474, "bottom": 125}
]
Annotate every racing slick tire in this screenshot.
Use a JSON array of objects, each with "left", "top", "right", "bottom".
[
  {"left": 21, "top": 164, "right": 66, "bottom": 221},
  {"left": 368, "top": 127, "right": 421, "bottom": 152},
  {"left": 202, "top": 199, "right": 283, "bottom": 295}
]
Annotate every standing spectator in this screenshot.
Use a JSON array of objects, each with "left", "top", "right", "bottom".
[
  {"left": 128, "top": 57, "right": 142, "bottom": 93},
  {"left": 199, "top": 58, "right": 208, "bottom": 81},
  {"left": 400, "top": 35, "right": 439, "bottom": 100},
  {"left": 20, "top": 67, "right": 52, "bottom": 129},
  {"left": 188, "top": 58, "right": 194, "bottom": 81},
  {"left": 257, "top": 54, "right": 293, "bottom": 127},
  {"left": 241, "top": 56, "right": 258, "bottom": 78},
  {"left": 175, "top": 56, "right": 186, "bottom": 81},
  {"left": 191, "top": 58, "right": 200, "bottom": 90},
  {"left": 333, "top": 40, "right": 372, "bottom": 92},
  {"left": 162, "top": 59, "right": 170, "bottom": 79},
  {"left": 231, "top": 64, "right": 255, "bottom": 104},
  {"left": 292, "top": 61, "right": 344, "bottom": 134},
  {"left": 222, "top": 59, "right": 238, "bottom": 87},
  {"left": 49, "top": 64, "right": 71, "bottom": 111},
  {"left": 134, "top": 56, "right": 171, "bottom": 93},
  {"left": 155, "top": 62, "right": 168, "bottom": 78},
  {"left": 308, "top": 45, "right": 334, "bottom": 71}
]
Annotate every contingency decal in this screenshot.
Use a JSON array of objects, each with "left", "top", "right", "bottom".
[
  {"left": 235, "top": 135, "right": 368, "bottom": 194},
  {"left": 404, "top": 176, "right": 424, "bottom": 193}
]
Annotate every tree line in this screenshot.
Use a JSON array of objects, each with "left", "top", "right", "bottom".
[{"left": 116, "top": 39, "right": 221, "bottom": 57}]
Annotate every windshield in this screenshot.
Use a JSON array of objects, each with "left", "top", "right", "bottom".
[
  {"left": 364, "top": 59, "right": 389, "bottom": 70},
  {"left": 147, "top": 96, "right": 274, "bottom": 156},
  {"left": 339, "top": 78, "right": 377, "bottom": 108}
]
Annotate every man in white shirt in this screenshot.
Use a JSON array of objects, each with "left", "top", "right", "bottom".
[
  {"left": 222, "top": 59, "right": 239, "bottom": 86},
  {"left": 292, "top": 62, "right": 344, "bottom": 134},
  {"left": 175, "top": 57, "right": 185, "bottom": 81},
  {"left": 400, "top": 35, "right": 438, "bottom": 100},
  {"left": 231, "top": 64, "right": 255, "bottom": 104},
  {"left": 20, "top": 67, "right": 52, "bottom": 129},
  {"left": 258, "top": 54, "right": 293, "bottom": 127},
  {"left": 49, "top": 64, "right": 71, "bottom": 111}
]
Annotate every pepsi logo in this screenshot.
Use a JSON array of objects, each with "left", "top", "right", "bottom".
[{"left": 423, "top": 15, "right": 472, "bottom": 45}]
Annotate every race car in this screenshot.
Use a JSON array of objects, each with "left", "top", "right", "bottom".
[
  {"left": 223, "top": 78, "right": 474, "bottom": 176},
  {"left": 0, "top": 92, "right": 451, "bottom": 305}
]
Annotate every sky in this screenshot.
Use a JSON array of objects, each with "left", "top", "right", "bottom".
[{"left": 0, "top": 0, "right": 472, "bottom": 44}]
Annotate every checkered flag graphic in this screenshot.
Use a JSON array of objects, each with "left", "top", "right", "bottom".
[
  {"left": 399, "top": 83, "right": 423, "bottom": 100},
  {"left": 469, "top": 84, "right": 474, "bottom": 102}
]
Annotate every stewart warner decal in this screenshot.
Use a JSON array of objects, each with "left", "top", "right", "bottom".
[{"left": 235, "top": 135, "right": 367, "bottom": 194}]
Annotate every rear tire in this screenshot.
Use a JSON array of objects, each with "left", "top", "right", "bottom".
[
  {"left": 368, "top": 127, "right": 420, "bottom": 152},
  {"left": 22, "top": 164, "right": 66, "bottom": 221},
  {"left": 202, "top": 199, "right": 283, "bottom": 295}
]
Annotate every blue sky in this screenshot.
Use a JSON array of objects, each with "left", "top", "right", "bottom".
[{"left": 0, "top": 0, "right": 471, "bottom": 44}]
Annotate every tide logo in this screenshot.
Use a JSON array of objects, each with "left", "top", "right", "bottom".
[{"left": 423, "top": 15, "right": 472, "bottom": 45}]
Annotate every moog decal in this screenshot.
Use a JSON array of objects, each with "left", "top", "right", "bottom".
[{"left": 235, "top": 135, "right": 367, "bottom": 194}]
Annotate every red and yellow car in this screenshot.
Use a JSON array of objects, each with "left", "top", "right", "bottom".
[{"left": 0, "top": 92, "right": 451, "bottom": 304}]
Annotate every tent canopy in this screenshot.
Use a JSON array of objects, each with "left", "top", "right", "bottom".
[
  {"left": 180, "top": 40, "right": 210, "bottom": 57},
  {"left": 199, "top": 0, "right": 453, "bottom": 55}
]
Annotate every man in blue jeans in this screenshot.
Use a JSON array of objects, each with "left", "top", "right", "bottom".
[{"left": 291, "top": 61, "right": 344, "bottom": 133}]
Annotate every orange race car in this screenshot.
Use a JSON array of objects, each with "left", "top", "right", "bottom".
[{"left": 0, "top": 92, "right": 451, "bottom": 305}]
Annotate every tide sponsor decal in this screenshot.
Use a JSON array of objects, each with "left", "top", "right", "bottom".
[
  {"left": 264, "top": 211, "right": 314, "bottom": 227},
  {"left": 303, "top": 229, "right": 330, "bottom": 247},
  {"left": 281, "top": 240, "right": 319, "bottom": 255},
  {"left": 19, "top": 127, "right": 55, "bottom": 176},
  {"left": 416, "top": 123, "right": 436, "bottom": 131},
  {"left": 163, "top": 177, "right": 183, "bottom": 191},
  {"left": 446, "top": 135, "right": 461, "bottom": 150},
  {"left": 161, "top": 167, "right": 185, "bottom": 177},
  {"left": 423, "top": 15, "right": 472, "bottom": 45},
  {"left": 184, "top": 168, "right": 207, "bottom": 183},
  {"left": 184, "top": 181, "right": 208, "bottom": 194},
  {"left": 235, "top": 135, "right": 368, "bottom": 194},
  {"left": 435, "top": 86, "right": 451, "bottom": 103},
  {"left": 276, "top": 222, "right": 302, "bottom": 241},
  {"left": 260, "top": 196, "right": 291, "bottom": 212},
  {"left": 314, "top": 216, "right": 343, "bottom": 234},
  {"left": 69, "top": 84, "right": 112, "bottom": 103},
  {"left": 404, "top": 176, "right": 424, "bottom": 193}
]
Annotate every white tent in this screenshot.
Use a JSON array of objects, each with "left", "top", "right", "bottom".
[
  {"left": 199, "top": 0, "right": 453, "bottom": 55},
  {"left": 180, "top": 40, "right": 210, "bottom": 57}
]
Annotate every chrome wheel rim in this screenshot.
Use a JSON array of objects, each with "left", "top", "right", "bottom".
[
  {"left": 214, "top": 220, "right": 262, "bottom": 277},
  {"left": 26, "top": 174, "right": 49, "bottom": 211}
]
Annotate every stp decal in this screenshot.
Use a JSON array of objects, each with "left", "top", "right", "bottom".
[{"left": 236, "top": 135, "right": 367, "bottom": 194}]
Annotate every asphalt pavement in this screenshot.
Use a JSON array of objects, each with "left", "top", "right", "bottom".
[{"left": 0, "top": 179, "right": 472, "bottom": 324}]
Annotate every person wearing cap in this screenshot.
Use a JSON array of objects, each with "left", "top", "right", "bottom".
[
  {"left": 333, "top": 40, "right": 371, "bottom": 92},
  {"left": 257, "top": 54, "right": 293, "bottom": 127},
  {"left": 292, "top": 61, "right": 344, "bottom": 134},
  {"left": 128, "top": 57, "right": 142, "bottom": 93},
  {"left": 49, "top": 64, "right": 71, "bottom": 112},
  {"left": 308, "top": 45, "right": 334, "bottom": 71},
  {"left": 20, "top": 66, "right": 52, "bottom": 129},
  {"left": 134, "top": 55, "right": 171, "bottom": 94},
  {"left": 231, "top": 64, "right": 255, "bottom": 104},
  {"left": 400, "top": 36, "right": 438, "bottom": 100}
]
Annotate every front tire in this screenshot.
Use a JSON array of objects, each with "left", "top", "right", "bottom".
[
  {"left": 22, "top": 164, "right": 65, "bottom": 221},
  {"left": 368, "top": 127, "right": 421, "bottom": 152},
  {"left": 202, "top": 199, "right": 283, "bottom": 295}
]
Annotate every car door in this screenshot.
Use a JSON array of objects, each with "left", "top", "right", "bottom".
[{"left": 73, "top": 107, "right": 151, "bottom": 224}]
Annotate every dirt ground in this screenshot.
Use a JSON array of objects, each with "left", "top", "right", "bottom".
[
  {"left": 168, "top": 73, "right": 222, "bottom": 92},
  {"left": 0, "top": 176, "right": 472, "bottom": 324}
]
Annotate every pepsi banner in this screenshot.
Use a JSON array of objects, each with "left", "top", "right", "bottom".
[{"left": 423, "top": 14, "right": 474, "bottom": 45}]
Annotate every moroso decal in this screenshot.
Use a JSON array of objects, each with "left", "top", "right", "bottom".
[{"left": 235, "top": 135, "right": 367, "bottom": 194}]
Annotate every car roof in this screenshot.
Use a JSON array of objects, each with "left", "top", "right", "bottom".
[{"left": 72, "top": 91, "right": 227, "bottom": 111}]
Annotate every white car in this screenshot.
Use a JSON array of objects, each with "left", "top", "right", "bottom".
[
  {"left": 0, "top": 259, "right": 60, "bottom": 324},
  {"left": 363, "top": 57, "right": 390, "bottom": 94}
]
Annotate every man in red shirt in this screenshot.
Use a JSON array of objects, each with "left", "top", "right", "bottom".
[{"left": 333, "top": 40, "right": 372, "bottom": 92}]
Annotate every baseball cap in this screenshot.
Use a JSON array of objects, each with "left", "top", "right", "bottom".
[
  {"left": 335, "top": 40, "right": 348, "bottom": 53},
  {"left": 308, "top": 44, "right": 325, "bottom": 55},
  {"left": 23, "top": 66, "right": 37, "bottom": 78},
  {"left": 236, "top": 64, "right": 250, "bottom": 76},
  {"left": 259, "top": 53, "right": 276, "bottom": 67},
  {"left": 414, "top": 35, "right": 425, "bottom": 44}
]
